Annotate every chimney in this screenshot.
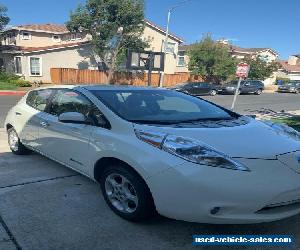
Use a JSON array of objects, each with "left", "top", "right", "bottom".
[{"left": 288, "top": 55, "right": 299, "bottom": 65}]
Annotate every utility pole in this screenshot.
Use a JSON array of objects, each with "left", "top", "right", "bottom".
[{"left": 159, "top": 0, "right": 192, "bottom": 88}]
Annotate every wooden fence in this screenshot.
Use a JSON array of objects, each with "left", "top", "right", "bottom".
[{"left": 50, "top": 68, "right": 202, "bottom": 87}]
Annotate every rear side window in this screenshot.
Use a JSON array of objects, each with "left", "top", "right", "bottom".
[{"left": 26, "top": 89, "right": 54, "bottom": 112}]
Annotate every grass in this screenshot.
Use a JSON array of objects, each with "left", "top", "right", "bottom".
[
  {"left": 0, "top": 81, "right": 18, "bottom": 90},
  {"left": 271, "top": 116, "right": 300, "bottom": 132}
]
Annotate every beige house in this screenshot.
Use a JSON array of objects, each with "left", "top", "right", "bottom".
[
  {"left": 0, "top": 21, "right": 184, "bottom": 83},
  {"left": 176, "top": 41, "right": 279, "bottom": 85},
  {"left": 277, "top": 55, "right": 300, "bottom": 81}
]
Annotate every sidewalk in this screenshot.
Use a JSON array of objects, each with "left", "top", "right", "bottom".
[{"left": 253, "top": 109, "right": 300, "bottom": 120}]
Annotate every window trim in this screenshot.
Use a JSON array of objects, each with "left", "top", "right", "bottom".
[
  {"left": 14, "top": 56, "right": 22, "bottom": 75},
  {"left": 28, "top": 56, "right": 42, "bottom": 77},
  {"left": 21, "top": 31, "right": 32, "bottom": 40}
]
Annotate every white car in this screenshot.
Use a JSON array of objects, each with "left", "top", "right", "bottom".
[{"left": 4, "top": 85, "right": 300, "bottom": 224}]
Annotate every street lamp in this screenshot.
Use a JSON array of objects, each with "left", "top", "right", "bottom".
[{"left": 159, "top": 0, "right": 192, "bottom": 87}]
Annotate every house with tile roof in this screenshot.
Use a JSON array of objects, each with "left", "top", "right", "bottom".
[
  {"left": 277, "top": 55, "right": 300, "bottom": 81},
  {"left": 0, "top": 21, "right": 184, "bottom": 83},
  {"left": 175, "top": 41, "right": 279, "bottom": 85}
]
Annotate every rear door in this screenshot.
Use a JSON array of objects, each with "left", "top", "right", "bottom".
[{"left": 21, "top": 89, "right": 55, "bottom": 149}]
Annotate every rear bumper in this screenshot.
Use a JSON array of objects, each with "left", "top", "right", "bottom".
[
  {"left": 148, "top": 158, "right": 300, "bottom": 224},
  {"left": 278, "top": 89, "right": 297, "bottom": 93}
]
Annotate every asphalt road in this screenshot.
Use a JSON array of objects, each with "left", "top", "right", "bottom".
[
  {"left": 0, "top": 92, "right": 300, "bottom": 249},
  {"left": 0, "top": 129, "right": 300, "bottom": 250},
  {"left": 1, "top": 93, "right": 300, "bottom": 127}
]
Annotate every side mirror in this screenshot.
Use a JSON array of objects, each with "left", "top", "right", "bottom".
[{"left": 58, "top": 112, "right": 89, "bottom": 124}]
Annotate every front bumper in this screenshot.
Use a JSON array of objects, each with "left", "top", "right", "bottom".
[
  {"left": 147, "top": 158, "right": 300, "bottom": 224},
  {"left": 278, "top": 89, "right": 297, "bottom": 93}
]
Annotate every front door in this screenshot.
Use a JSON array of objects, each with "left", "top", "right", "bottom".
[{"left": 37, "top": 89, "right": 96, "bottom": 173}]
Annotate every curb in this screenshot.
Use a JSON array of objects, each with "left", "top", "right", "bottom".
[{"left": 0, "top": 91, "right": 26, "bottom": 96}]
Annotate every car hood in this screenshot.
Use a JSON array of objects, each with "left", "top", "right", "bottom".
[{"left": 133, "top": 118, "right": 300, "bottom": 159}]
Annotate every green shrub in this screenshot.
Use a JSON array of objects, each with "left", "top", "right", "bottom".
[
  {"left": 9, "top": 79, "right": 32, "bottom": 87},
  {"left": 0, "top": 71, "right": 20, "bottom": 81}
]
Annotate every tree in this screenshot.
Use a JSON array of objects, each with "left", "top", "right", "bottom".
[
  {"left": 188, "top": 34, "right": 237, "bottom": 84},
  {"left": 0, "top": 4, "right": 10, "bottom": 33},
  {"left": 243, "top": 56, "right": 279, "bottom": 80},
  {"left": 67, "top": 0, "right": 148, "bottom": 83}
]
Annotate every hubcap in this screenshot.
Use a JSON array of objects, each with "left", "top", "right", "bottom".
[
  {"left": 8, "top": 130, "right": 19, "bottom": 151},
  {"left": 105, "top": 174, "right": 138, "bottom": 213}
]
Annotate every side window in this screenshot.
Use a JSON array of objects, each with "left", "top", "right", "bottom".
[
  {"left": 48, "top": 89, "right": 109, "bottom": 128},
  {"left": 26, "top": 89, "right": 53, "bottom": 112}
]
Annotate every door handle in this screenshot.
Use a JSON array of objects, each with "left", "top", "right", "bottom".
[
  {"left": 40, "top": 121, "right": 49, "bottom": 127},
  {"left": 15, "top": 112, "right": 22, "bottom": 116}
]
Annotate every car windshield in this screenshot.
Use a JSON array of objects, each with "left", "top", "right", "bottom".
[
  {"left": 91, "top": 89, "right": 235, "bottom": 124},
  {"left": 287, "top": 83, "right": 297, "bottom": 86}
]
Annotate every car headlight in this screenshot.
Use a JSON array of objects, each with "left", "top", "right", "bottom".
[
  {"left": 135, "top": 130, "right": 249, "bottom": 171},
  {"left": 262, "top": 120, "right": 300, "bottom": 141},
  {"left": 290, "top": 87, "right": 296, "bottom": 91}
]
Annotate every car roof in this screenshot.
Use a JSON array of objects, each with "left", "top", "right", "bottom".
[{"left": 31, "top": 84, "right": 164, "bottom": 91}]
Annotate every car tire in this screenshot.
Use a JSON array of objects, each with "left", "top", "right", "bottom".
[
  {"left": 255, "top": 89, "right": 262, "bottom": 95},
  {"left": 7, "top": 128, "right": 31, "bottom": 155},
  {"left": 100, "top": 164, "right": 156, "bottom": 222},
  {"left": 210, "top": 89, "right": 217, "bottom": 96}
]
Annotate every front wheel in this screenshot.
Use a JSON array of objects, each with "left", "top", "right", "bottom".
[
  {"left": 210, "top": 89, "right": 217, "bottom": 96},
  {"left": 100, "top": 164, "right": 156, "bottom": 222},
  {"left": 7, "top": 128, "right": 31, "bottom": 155}
]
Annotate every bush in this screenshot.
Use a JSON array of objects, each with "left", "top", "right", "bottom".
[
  {"left": 276, "top": 77, "right": 290, "bottom": 85},
  {"left": 9, "top": 79, "right": 32, "bottom": 87},
  {"left": 0, "top": 71, "right": 20, "bottom": 81}
]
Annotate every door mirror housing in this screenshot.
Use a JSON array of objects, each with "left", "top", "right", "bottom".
[{"left": 58, "top": 112, "right": 89, "bottom": 124}]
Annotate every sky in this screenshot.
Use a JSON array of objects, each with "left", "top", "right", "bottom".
[{"left": 1, "top": 0, "right": 300, "bottom": 59}]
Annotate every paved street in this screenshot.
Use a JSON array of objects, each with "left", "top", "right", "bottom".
[{"left": 0, "top": 92, "right": 300, "bottom": 249}]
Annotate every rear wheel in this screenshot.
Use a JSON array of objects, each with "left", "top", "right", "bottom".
[
  {"left": 255, "top": 89, "right": 262, "bottom": 95},
  {"left": 100, "top": 164, "right": 156, "bottom": 222},
  {"left": 7, "top": 128, "right": 31, "bottom": 155}
]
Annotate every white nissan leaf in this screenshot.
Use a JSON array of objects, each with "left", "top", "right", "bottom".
[{"left": 4, "top": 85, "right": 300, "bottom": 224}]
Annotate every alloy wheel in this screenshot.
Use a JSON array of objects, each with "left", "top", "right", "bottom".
[
  {"left": 105, "top": 173, "right": 139, "bottom": 213},
  {"left": 8, "top": 130, "right": 19, "bottom": 152}
]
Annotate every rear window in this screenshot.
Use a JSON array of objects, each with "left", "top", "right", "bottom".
[{"left": 26, "top": 89, "right": 54, "bottom": 112}]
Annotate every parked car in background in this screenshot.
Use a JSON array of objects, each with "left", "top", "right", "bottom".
[
  {"left": 278, "top": 82, "right": 300, "bottom": 94},
  {"left": 170, "top": 82, "right": 220, "bottom": 96},
  {"left": 219, "top": 80, "right": 265, "bottom": 95}
]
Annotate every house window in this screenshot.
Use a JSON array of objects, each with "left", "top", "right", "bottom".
[
  {"left": 15, "top": 57, "right": 22, "bottom": 74},
  {"left": 177, "top": 52, "right": 185, "bottom": 67},
  {"left": 29, "top": 57, "right": 42, "bottom": 76},
  {"left": 21, "top": 31, "right": 31, "bottom": 40},
  {"left": 52, "top": 35, "right": 61, "bottom": 42},
  {"left": 76, "top": 33, "right": 82, "bottom": 40},
  {"left": 71, "top": 34, "right": 76, "bottom": 41},
  {"left": 164, "top": 41, "right": 176, "bottom": 54}
]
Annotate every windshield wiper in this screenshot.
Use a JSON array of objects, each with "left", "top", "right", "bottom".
[
  {"left": 172, "top": 117, "right": 235, "bottom": 124},
  {"left": 130, "top": 117, "right": 234, "bottom": 125}
]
